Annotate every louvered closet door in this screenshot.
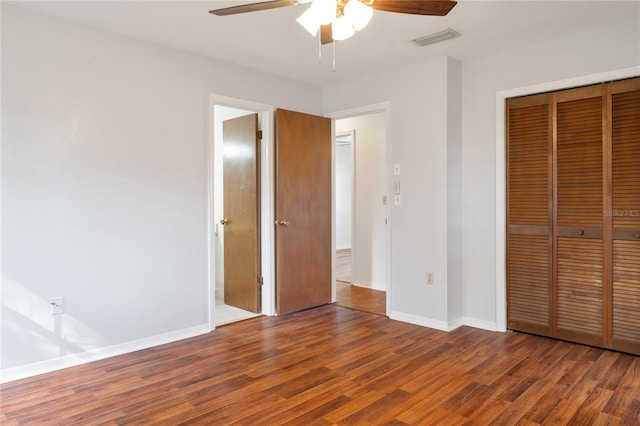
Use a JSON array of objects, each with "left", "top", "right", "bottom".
[
  {"left": 507, "top": 94, "right": 553, "bottom": 335},
  {"left": 610, "top": 78, "right": 640, "bottom": 354},
  {"left": 554, "top": 85, "right": 605, "bottom": 348}
]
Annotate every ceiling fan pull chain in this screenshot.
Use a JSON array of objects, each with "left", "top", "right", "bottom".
[{"left": 332, "top": 40, "right": 336, "bottom": 72}]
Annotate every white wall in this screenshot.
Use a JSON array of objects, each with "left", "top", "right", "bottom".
[
  {"left": 446, "top": 58, "right": 463, "bottom": 324},
  {"left": 336, "top": 113, "right": 387, "bottom": 290},
  {"left": 325, "top": 57, "right": 454, "bottom": 327},
  {"left": 1, "top": 4, "right": 322, "bottom": 377},
  {"left": 461, "top": 20, "right": 640, "bottom": 326},
  {"left": 325, "top": 20, "right": 639, "bottom": 331},
  {"left": 334, "top": 138, "right": 352, "bottom": 251}
]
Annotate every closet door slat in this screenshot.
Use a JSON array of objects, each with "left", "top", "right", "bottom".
[
  {"left": 611, "top": 81, "right": 640, "bottom": 354},
  {"left": 555, "top": 90, "right": 605, "bottom": 347},
  {"left": 507, "top": 95, "right": 552, "bottom": 335}
]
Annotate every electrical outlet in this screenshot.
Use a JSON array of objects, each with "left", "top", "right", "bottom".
[
  {"left": 50, "top": 296, "right": 64, "bottom": 315},
  {"left": 426, "top": 272, "right": 434, "bottom": 285}
]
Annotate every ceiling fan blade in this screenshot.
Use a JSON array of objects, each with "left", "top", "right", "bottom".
[
  {"left": 371, "top": 0, "right": 457, "bottom": 16},
  {"left": 320, "top": 24, "right": 334, "bottom": 45},
  {"left": 209, "top": 0, "right": 295, "bottom": 16}
]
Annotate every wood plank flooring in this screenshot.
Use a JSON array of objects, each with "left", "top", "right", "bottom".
[
  {"left": 335, "top": 250, "right": 387, "bottom": 316},
  {"left": 2, "top": 305, "right": 640, "bottom": 425}
]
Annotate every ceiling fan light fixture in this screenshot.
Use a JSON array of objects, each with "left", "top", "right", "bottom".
[
  {"left": 312, "top": 0, "right": 338, "bottom": 25},
  {"left": 297, "top": 8, "right": 321, "bottom": 36},
  {"left": 332, "top": 15, "right": 356, "bottom": 40},
  {"left": 344, "top": 0, "right": 373, "bottom": 31},
  {"left": 412, "top": 28, "right": 460, "bottom": 47}
]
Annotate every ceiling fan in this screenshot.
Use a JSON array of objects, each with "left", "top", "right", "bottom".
[{"left": 209, "top": 0, "right": 457, "bottom": 44}]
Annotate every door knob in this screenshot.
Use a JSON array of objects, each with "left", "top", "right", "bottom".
[
  {"left": 635, "top": 231, "right": 640, "bottom": 239},
  {"left": 220, "top": 219, "right": 230, "bottom": 225},
  {"left": 576, "top": 229, "right": 584, "bottom": 236},
  {"left": 275, "top": 219, "right": 289, "bottom": 227}
]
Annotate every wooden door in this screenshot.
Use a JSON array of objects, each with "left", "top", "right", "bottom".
[
  {"left": 554, "top": 85, "right": 605, "bottom": 347},
  {"left": 222, "top": 113, "right": 261, "bottom": 313},
  {"left": 610, "top": 78, "right": 640, "bottom": 354},
  {"left": 275, "top": 109, "right": 332, "bottom": 315},
  {"left": 507, "top": 77, "right": 640, "bottom": 355},
  {"left": 506, "top": 93, "right": 553, "bottom": 336}
]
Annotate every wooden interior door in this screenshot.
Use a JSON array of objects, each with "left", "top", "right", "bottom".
[
  {"left": 554, "top": 85, "right": 605, "bottom": 347},
  {"left": 275, "top": 109, "right": 332, "bottom": 315},
  {"left": 610, "top": 77, "right": 640, "bottom": 354},
  {"left": 506, "top": 93, "right": 553, "bottom": 336},
  {"left": 222, "top": 113, "right": 261, "bottom": 313}
]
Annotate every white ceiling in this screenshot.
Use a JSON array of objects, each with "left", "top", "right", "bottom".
[{"left": 8, "top": 1, "right": 640, "bottom": 86}]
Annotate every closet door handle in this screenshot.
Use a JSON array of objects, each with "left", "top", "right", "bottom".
[
  {"left": 576, "top": 229, "right": 585, "bottom": 236},
  {"left": 634, "top": 231, "right": 640, "bottom": 239},
  {"left": 220, "top": 218, "right": 230, "bottom": 225}
]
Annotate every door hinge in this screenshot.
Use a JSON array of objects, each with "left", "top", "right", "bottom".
[
  {"left": 258, "top": 276, "right": 264, "bottom": 286},
  {"left": 257, "top": 130, "right": 263, "bottom": 140}
]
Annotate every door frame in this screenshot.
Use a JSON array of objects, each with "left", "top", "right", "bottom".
[
  {"left": 207, "top": 94, "right": 276, "bottom": 330},
  {"left": 335, "top": 129, "right": 355, "bottom": 273},
  {"left": 326, "top": 102, "right": 392, "bottom": 314},
  {"left": 494, "top": 66, "right": 639, "bottom": 333}
]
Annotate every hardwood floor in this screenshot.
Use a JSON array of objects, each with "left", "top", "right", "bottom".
[
  {"left": 336, "top": 281, "right": 386, "bottom": 317},
  {"left": 335, "top": 250, "right": 386, "bottom": 316},
  {"left": 2, "top": 305, "right": 639, "bottom": 425},
  {"left": 336, "top": 250, "right": 352, "bottom": 283}
]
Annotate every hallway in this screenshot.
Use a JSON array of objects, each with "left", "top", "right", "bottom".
[{"left": 335, "top": 250, "right": 386, "bottom": 316}]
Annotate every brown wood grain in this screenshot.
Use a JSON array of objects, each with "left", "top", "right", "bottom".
[
  {"left": 3, "top": 305, "right": 639, "bottom": 424},
  {"left": 507, "top": 77, "right": 640, "bottom": 355},
  {"left": 223, "top": 113, "right": 261, "bottom": 312},
  {"left": 275, "top": 109, "right": 332, "bottom": 315}
]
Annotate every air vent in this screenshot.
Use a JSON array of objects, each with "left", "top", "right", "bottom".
[{"left": 413, "top": 28, "right": 460, "bottom": 47}]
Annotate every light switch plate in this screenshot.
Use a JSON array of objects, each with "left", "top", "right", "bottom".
[{"left": 50, "top": 296, "right": 64, "bottom": 315}]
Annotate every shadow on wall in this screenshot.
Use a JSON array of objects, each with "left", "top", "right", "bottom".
[{"left": 1, "top": 275, "right": 107, "bottom": 374}]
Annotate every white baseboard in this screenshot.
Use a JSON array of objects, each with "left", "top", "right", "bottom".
[
  {"left": 448, "top": 317, "right": 466, "bottom": 331},
  {"left": 462, "top": 316, "right": 498, "bottom": 332},
  {"left": 0, "top": 324, "right": 210, "bottom": 384},
  {"left": 352, "top": 280, "right": 386, "bottom": 292},
  {"left": 389, "top": 311, "right": 450, "bottom": 332},
  {"left": 389, "top": 311, "right": 499, "bottom": 333}
]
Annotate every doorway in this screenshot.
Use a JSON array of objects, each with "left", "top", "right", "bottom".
[
  {"left": 333, "top": 109, "right": 389, "bottom": 316},
  {"left": 210, "top": 97, "right": 277, "bottom": 327},
  {"left": 209, "top": 96, "right": 333, "bottom": 328},
  {"left": 213, "top": 105, "right": 263, "bottom": 325}
]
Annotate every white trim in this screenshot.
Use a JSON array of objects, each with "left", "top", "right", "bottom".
[
  {"left": 389, "top": 311, "right": 450, "bottom": 332},
  {"left": 495, "top": 66, "right": 640, "bottom": 333},
  {"left": 461, "top": 317, "right": 498, "bottom": 332},
  {"left": 335, "top": 129, "right": 355, "bottom": 301},
  {"left": 207, "top": 94, "right": 277, "bottom": 328},
  {"left": 206, "top": 96, "right": 216, "bottom": 330},
  {"left": 389, "top": 312, "right": 497, "bottom": 333},
  {"left": 326, "top": 102, "right": 392, "bottom": 315},
  {"left": 331, "top": 119, "right": 337, "bottom": 303},
  {"left": 352, "top": 280, "right": 386, "bottom": 292},
  {"left": 0, "top": 324, "right": 210, "bottom": 384}
]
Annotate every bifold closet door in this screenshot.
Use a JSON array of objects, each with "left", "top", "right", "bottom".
[
  {"left": 506, "top": 93, "right": 553, "bottom": 336},
  {"left": 554, "top": 85, "right": 605, "bottom": 348},
  {"left": 610, "top": 78, "right": 640, "bottom": 354},
  {"left": 507, "top": 77, "right": 640, "bottom": 355}
]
